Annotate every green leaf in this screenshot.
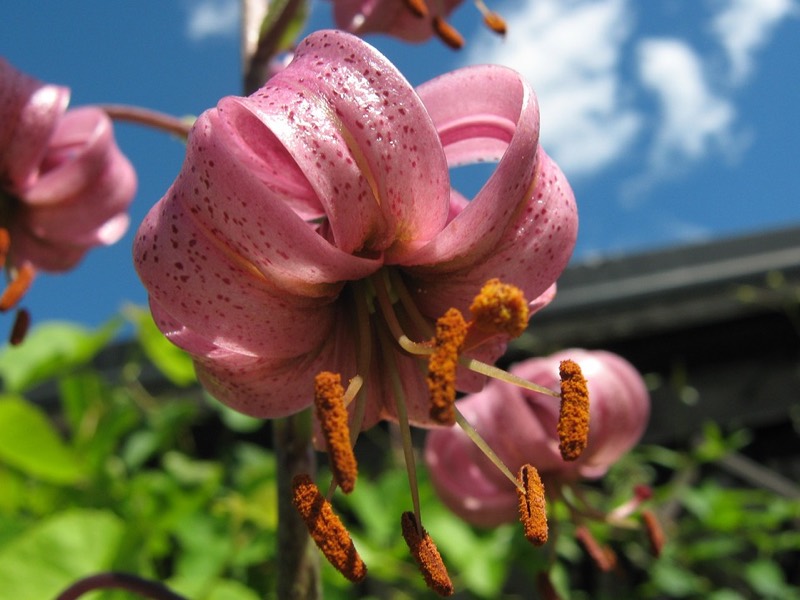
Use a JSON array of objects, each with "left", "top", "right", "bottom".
[
  {"left": 745, "top": 559, "right": 794, "bottom": 599},
  {"left": 0, "top": 509, "right": 124, "bottom": 599},
  {"left": 126, "top": 305, "right": 196, "bottom": 387},
  {"left": 0, "top": 395, "right": 85, "bottom": 483},
  {"left": 0, "top": 319, "right": 121, "bottom": 392}
]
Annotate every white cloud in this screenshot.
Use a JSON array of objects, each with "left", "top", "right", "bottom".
[
  {"left": 461, "top": 0, "right": 642, "bottom": 177},
  {"left": 710, "top": 0, "right": 797, "bottom": 83},
  {"left": 184, "top": 0, "right": 240, "bottom": 41},
  {"left": 637, "top": 38, "right": 736, "bottom": 165}
]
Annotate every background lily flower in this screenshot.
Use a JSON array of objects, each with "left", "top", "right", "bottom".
[
  {"left": 0, "top": 58, "right": 137, "bottom": 274},
  {"left": 425, "top": 349, "right": 651, "bottom": 527},
  {"left": 329, "top": 0, "right": 464, "bottom": 45},
  {"left": 134, "top": 29, "right": 577, "bottom": 433}
]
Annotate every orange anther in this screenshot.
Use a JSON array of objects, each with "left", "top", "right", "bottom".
[
  {"left": 482, "top": 11, "right": 506, "bottom": 35},
  {"left": 0, "top": 228, "right": 10, "bottom": 269},
  {"left": 427, "top": 308, "right": 468, "bottom": 425},
  {"left": 0, "top": 262, "right": 35, "bottom": 312},
  {"left": 557, "top": 359, "right": 590, "bottom": 461},
  {"left": 403, "top": 0, "right": 429, "bottom": 17},
  {"left": 314, "top": 372, "right": 358, "bottom": 493},
  {"left": 401, "top": 511, "right": 454, "bottom": 596},
  {"left": 517, "top": 464, "right": 548, "bottom": 546},
  {"left": 291, "top": 474, "right": 367, "bottom": 582},
  {"left": 432, "top": 16, "right": 464, "bottom": 50}
]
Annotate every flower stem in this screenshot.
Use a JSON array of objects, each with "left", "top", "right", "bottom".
[
  {"left": 99, "top": 104, "right": 193, "bottom": 138},
  {"left": 274, "top": 410, "right": 321, "bottom": 600}
]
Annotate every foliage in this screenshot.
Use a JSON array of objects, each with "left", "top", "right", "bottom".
[{"left": 0, "top": 315, "right": 797, "bottom": 599}]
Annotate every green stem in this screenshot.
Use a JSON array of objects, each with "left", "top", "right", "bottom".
[{"left": 274, "top": 411, "right": 321, "bottom": 600}]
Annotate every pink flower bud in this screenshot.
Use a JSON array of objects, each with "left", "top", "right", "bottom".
[{"left": 425, "top": 349, "right": 650, "bottom": 527}]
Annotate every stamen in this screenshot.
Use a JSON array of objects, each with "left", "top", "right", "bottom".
[
  {"left": 455, "top": 407, "right": 519, "bottom": 488},
  {"left": 314, "top": 372, "right": 358, "bottom": 494},
  {"left": 474, "top": 0, "right": 506, "bottom": 35},
  {"left": 9, "top": 308, "right": 30, "bottom": 346},
  {"left": 291, "top": 474, "right": 367, "bottom": 582},
  {"left": 0, "top": 228, "right": 10, "bottom": 269},
  {"left": 557, "top": 359, "right": 590, "bottom": 461},
  {"left": 427, "top": 308, "right": 468, "bottom": 425},
  {"left": 400, "top": 511, "right": 454, "bottom": 597},
  {"left": 0, "top": 262, "right": 35, "bottom": 311},
  {"left": 517, "top": 464, "right": 548, "bottom": 546},
  {"left": 642, "top": 509, "right": 665, "bottom": 557},
  {"left": 468, "top": 278, "right": 529, "bottom": 339},
  {"left": 575, "top": 526, "right": 615, "bottom": 572},
  {"left": 402, "top": 0, "right": 429, "bottom": 18},
  {"left": 432, "top": 16, "right": 464, "bottom": 50}
]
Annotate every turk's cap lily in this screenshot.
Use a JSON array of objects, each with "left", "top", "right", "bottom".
[
  {"left": 330, "top": 0, "right": 464, "bottom": 44},
  {"left": 0, "top": 57, "right": 136, "bottom": 273},
  {"left": 134, "top": 29, "right": 577, "bottom": 431},
  {"left": 425, "top": 349, "right": 651, "bottom": 527}
]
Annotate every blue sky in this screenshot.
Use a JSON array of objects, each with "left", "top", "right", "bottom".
[{"left": 2, "top": 0, "right": 799, "bottom": 328}]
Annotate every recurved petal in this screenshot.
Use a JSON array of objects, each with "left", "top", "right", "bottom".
[
  {"left": 263, "top": 30, "right": 451, "bottom": 259},
  {"left": 404, "top": 147, "right": 577, "bottom": 322},
  {"left": 135, "top": 194, "right": 339, "bottom": 360},
  {"left": 0, "top": 58, "right": 70, "bottom": 191},
  {"left": 404, "top": 64, "right": 540, "bottom": 269},
  {"left": 150, "top": 104, "right": 380, "bottom": 299}
]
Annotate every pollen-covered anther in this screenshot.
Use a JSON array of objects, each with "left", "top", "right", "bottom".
[
  {"left": 291, "top": 474, "right": 367, "bottom": 582},
  {"left": 517, "top": 464, "right": 548, "bottom": 546},
  {"left": 474, "top": 0, "right": 506, "bottom": 35},
  {"left": 401, "top": 511, "right": 454, "bottom": 597},
  {"left": 0, "top": 262, "right": 35, "bottom": 312},
  {"left": 432, "top": 16, "right": 464, "bottom": 50},
  {"left": 557, "top": 359, "right": 590, "bottom": 461},
  {"left": 314, "top": 371, "right": 358, "bottom": 494},
  {"left": 427, "top": 308, "right": 468, "bottom": 425},
  {"left": 468, "top": 278, "right": 529, "bottom": 339},
  {"left": 402, "top": 0, "right": 429, "bottom": 17}
]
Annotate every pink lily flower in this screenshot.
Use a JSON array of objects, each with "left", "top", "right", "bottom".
[
  {"left": 425, "top": 349, "right": 651, "bottom": 527},
  {"left": 0, "top": 57, "right": 136, "bottom": 307},
  {"left": 133, "top": 29, "right": 577, "bottom": 433},
  {"left": 330, "top": 0, "right": 463, "bottom": 42},
  {"left": 328, "top": 0, "right": 505, "bottom": 48}
]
